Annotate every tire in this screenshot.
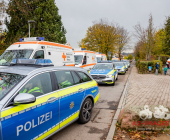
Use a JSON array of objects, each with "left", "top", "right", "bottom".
[
  {"left": 78, "top": 98, "right": 93, "bottom": 124},
  {"left": 112, "top": 77, "right": 115, "bottom": 86},
  {"left": 116, "top": 74, "right": 118, "bottom": 80}
]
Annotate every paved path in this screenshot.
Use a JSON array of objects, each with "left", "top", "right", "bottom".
[
  {"left": 49, "top": 68, "right": 131, "bottom": 140},
  {"left": 125, "top": 66, "right": 170, "bottom": 108}
]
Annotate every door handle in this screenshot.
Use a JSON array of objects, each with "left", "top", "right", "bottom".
[
  {"left": 78, "top": 88, "right": 84, "bottom": 93},
  {"left": 47, "top": 97, "right": 57, "bottom": 103}
]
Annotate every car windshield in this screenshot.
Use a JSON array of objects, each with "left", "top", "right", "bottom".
[
  {"left": 114, "top": 63, "right": 124, "bottom": 66},
  {"left": 0, "top": 73, "right": 24, "bottom": 100},
  {"left": 93, "top": 64, "right": 113, "bottom": 70},
  {"left": 112, "top": 60, "right": 119, "bottom": 62},
  {"left": 97, "top": 57, "right": 101, "bottom": 62},
  {"left": 74, "top": 55, "right": 83, "bottom": 65},
  {"left": 0, "top": 50, "right": 33, "bottom": 66}
]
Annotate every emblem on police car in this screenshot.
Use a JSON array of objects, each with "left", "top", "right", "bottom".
[{"left": 70, "top": 102, "right": 74, "bottom": 109}]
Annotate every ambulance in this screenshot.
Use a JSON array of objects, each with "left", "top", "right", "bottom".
[
  {"left": 74, "top": 50, "right": 97, "bottom": 70},
  {"left": 96, "top": 53, "right": 107, "bottom": 62},
  {"left": 0, "top": 37, "right": 75, "bottom": 66}
]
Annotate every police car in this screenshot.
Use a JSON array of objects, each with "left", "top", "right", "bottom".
[
  {"left": 89, "top": 61, "right": 118, "bottom": 85},
  {"left": 112, "top": 62, "right": 126, "bottom": 74},
  {"left": 0, "top": 59, "right": 99, "bottom": 140},
  {"left": 121, "top": 60, "right": 128, "bottom": 71}
]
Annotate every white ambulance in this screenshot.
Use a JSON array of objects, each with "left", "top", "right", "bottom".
[
  {"left": 74, "top": 50, "right": 97, "bottom": 70},
  {"left": 96, "top": 53, "right": 107, "bottom": 62},
  {"left": 0, "top": 37, "right": 75, "bottom": 66}
]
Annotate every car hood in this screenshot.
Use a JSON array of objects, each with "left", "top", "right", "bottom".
[
  {"left": 90, "top": 69, "right": 112, "bottom": 75},
  {"left": 115, "top": 66, "right": 123, "bottom": 69}
]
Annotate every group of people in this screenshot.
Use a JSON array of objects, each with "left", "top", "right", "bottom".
[{"left": 155, "top": 62, "right": 169, "bottom": 76}]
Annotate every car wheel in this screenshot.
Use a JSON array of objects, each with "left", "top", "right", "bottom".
[
  {"left": 112, "top": 77, "right": 115, "bottom": 86},
  {"left": 78, "top": 98, "right": 93, "bottom": 124},
  {"left": 116, "top": 74, "right": 118, "bottom": 80}
]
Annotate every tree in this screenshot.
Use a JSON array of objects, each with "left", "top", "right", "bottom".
[
  {"left": 147, "top": 14, "right": 155, "bottom": 60},
  {"left": 124, "top": 55, "right": 128, "bottom": 59},
  {"left": 128, "top": 54, "right": 133, "bottom": 60},
  {"left": 163, "top": 17, "right": 170, "bottom": 55},
  {"left": 79, "top": 19, "right": 117, "bottom": 58},
  {"left": 4, "top": 0, "right": 66, "bottom": 48},
  {"left": 0, "top": 0, "right": 7, "bottom": 33},
  {"left": 116, "top": 26, "right": 130, "bottom": 61},
  {"left": 133, "top": 14, "right": 155, "bottom": 60},
  {"left": 152, "top": 29, "right": 165, "bottom": 56}
]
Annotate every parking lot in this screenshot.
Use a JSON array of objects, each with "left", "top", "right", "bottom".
[{"left": 49, "top": 67, "right": 132, "bottom": 140}]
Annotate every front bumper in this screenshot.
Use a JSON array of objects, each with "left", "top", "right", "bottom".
[
  {"left": 117, "top": 69, "right": 125, "bottom": 74},
  {"left": 93, "top": 77, "right": 114, "bottom": 84}
]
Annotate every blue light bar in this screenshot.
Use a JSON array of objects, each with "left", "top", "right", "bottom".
[
  {"left": 35, "top": 59, "right": 53, "bottom": 65},
  {"left": 10, "top": 59, "right": 53, "bottom": 67},
  {"left": 19, "top": 37, "right": 45, "bottom": 42},
  {"left": 81, "top": 48, "right": 86, "bottom": 50}
]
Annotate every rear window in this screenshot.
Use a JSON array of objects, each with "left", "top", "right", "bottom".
[{"left": 77, "top": 72, "right": 92, "bottom": 82}]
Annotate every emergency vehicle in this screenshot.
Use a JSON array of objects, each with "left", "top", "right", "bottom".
[
  {"left": 112, "top": 62, "right": 126, "bottom": 74},
  {"left": 0, "top": 37, "right": 75, "bottom": 67},
  {"left": 74, "top": 50, "right": 97, "bottom": 70},
  {"left": 96, "top": 53, "right": 107, "bottom": 62},
  {"left": 0, "top": 59, "right": 99, "bottom": 140},
  {"left": 89, "top": 61, "right": 118, "bottom": 85}
]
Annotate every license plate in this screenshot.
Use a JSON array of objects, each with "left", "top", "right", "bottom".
[{"left": 95, "top": 79, "right": 102, "bottom": 82}]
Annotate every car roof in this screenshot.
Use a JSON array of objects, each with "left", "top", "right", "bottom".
[
  {"left": 0, "top": 65, "right": 89, "bottom": 76},
  {"left": 97, "top": 61, "right": 112, "bottom": 63}
]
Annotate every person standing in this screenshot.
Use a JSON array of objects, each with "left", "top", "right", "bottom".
[
  {"left": 155, "top": 62, "right": 159, "bottom": 75},
  {"left": 163, "top": 66, "right": 168, "bottom": 75}
]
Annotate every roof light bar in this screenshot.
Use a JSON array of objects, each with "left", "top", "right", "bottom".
[
  {"left": 11, "top": 59, "right": 53, "bottom": 67},
  {"left": 19, "top": 37, "right": 45, "bottom": 42}
]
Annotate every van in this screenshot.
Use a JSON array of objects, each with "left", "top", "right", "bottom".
[
  {"left": 96, "top": 53, "right": 107, "bottom": 62},
  {"left": 74, "top": 50, "right": 97, "bottom": 70},
  {"left": 0, "top": 37, "right": 75, "bottom": 66}
]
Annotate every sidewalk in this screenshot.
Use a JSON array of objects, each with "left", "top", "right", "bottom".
[
  {"left": 125, "top": 67, "right": 170, "bottom": 108},
  {"left": 113, "top": 66, "right": 170, "bottom": 139},
  {"left": 118, "top": 66, "right": 170, "bottom": 130}
]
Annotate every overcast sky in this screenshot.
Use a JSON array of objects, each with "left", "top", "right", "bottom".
[{"left": 55, "top": 0, "right": 170, "bottom": 52}]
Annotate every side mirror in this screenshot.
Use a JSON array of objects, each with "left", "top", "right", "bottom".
[{"left": 14, "top": 93, "right": 36, "bottom": 104}]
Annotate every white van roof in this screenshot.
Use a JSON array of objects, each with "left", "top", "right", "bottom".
[
  {"left": 74, "top": 50, "right": 96, "bottom": 54},
  {"left": 7, "top": 41, "right": 72, "bottom": 50}
]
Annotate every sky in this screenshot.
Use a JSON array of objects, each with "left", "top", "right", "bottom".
[{"left": 55, "top": 0, "right": 170, "bottom": 53}]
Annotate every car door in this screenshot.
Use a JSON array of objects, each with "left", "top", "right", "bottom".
[
  {"left": 113, "top": 64, "right": 118, "bottom": 79},
  {"left": 1, "top": 72, "right": 59, "bottom": 140},
  {"left": 54, "top": 70, "right": 85, "bottom": 128},
  {"left": 76, "top": 71, "right": 99, "bottom": 103}
]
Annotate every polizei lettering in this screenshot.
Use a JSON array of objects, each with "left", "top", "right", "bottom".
[{"left": 16, "top": 111, "right": 52, "bottom": 136}]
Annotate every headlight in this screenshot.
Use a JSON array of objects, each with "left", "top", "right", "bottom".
[
  {"left": 121, "top": 68, "right": 124, "bottom": 70},
  {"left": 106, "top": 74, "right": 112, "bottom": 78}
]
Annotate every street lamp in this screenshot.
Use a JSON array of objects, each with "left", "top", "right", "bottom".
[{"left": 28, "top": 20, "right": 35, "bottom": 38}]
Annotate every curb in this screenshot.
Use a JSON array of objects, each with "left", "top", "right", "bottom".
[{"left": 106, "top": 66, "right": 133, "bottom": 140}]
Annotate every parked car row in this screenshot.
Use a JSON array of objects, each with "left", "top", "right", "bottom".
[
  {"left": 89, "top": 60, "right": 130, "bottom": 86},
  {"left": 0, "top": 37, "right": 130, "bottom": 139}
]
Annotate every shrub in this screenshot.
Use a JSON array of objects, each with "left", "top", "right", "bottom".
[
  {"left": 137, "top": 60, "right": 162, "bottom": 74},
  {"left": 158, "top": 55, "right": 169, "bottom": 64}
]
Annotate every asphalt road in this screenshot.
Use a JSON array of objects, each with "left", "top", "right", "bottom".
[{"left": 49, "top": 67, "right": 131, "bottom": 140}]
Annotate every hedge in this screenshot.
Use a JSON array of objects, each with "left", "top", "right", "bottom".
[
  {"left": 136, "top": 60, "right": 162, "bottom": 74},
  {"left": 157, "top": 55, "right": 170, "bottom": 64}
]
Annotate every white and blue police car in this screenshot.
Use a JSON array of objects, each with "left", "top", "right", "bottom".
[
  {"left": 0, "top": 59, "right": 99, "bottom": 140},
  {"left": 89, "top": 61, "right": 118, "bottom": 85},
  {"left": 112, "top": 62, "right": 126, "bottom": 74}
]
